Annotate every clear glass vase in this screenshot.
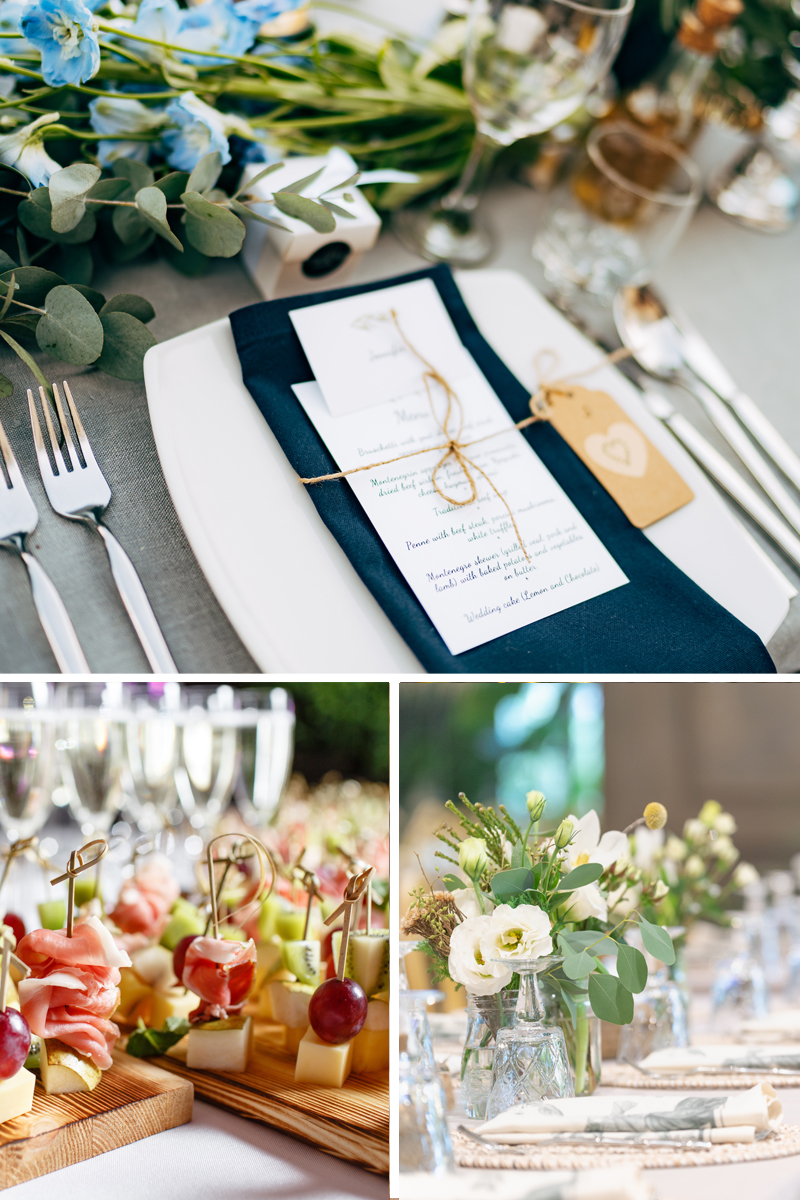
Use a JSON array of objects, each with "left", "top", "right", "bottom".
[
  {"left": 461, "top": 989, "right": 519, "bottom": 1119},
  {"left": 542, "top": 988, "right": 601, "bottom": 1096}
]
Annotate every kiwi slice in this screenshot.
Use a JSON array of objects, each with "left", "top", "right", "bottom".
[
  {"left": 280, "top": 940, "right": 320, "bottom": 986},
  {"left": 331, "top": 930, "right": 389, "bottom": 997}
]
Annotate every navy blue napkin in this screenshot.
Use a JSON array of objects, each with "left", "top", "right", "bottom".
[{"left": 230, "top": 265, "right": 775, "bottom": 674}]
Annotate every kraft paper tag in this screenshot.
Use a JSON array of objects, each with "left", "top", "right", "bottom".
[{"left": 544, "top": 384, "right": 694, "bottom": 528}]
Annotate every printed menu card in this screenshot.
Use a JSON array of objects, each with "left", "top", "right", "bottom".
[{"left": 289, "top": 279, "right": 628, "bottom": 656}]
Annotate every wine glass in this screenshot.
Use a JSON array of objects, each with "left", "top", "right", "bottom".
[
  {"left": 393, "top": 0, "right": 633, "bottom": 267},
  {"left": 174, "top": 685, "right": 240, "bottom": 839},
  {"left": 235, "top": 687, "right": 295, "bottom": 827},
  {"left": 56, "top": 681, "right": 128, "bottom": 838},
  {"left": 125, "top": 682, "right": 181, "bottom": 832},
  {"left": 0, "top": 682, "right": 55, "bottom": 843},
  {"left": 485, "top": 955, "right": 574, "bottom": 1120}
]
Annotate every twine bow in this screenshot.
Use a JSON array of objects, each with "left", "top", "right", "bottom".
[
  {"left": 324, "top": 867, "right": 374, "bottom": 983},
  {"left": 299, "top": 311, "right": 632, "bottom": 561},
  {"left": 51, "top": 838, "right": 109, "bottom": 936},
  {"left": 0, "top": 835, "right": 39, "bottom": 896},
  {"left": 204, "top": 834, "right": 276, "bottom": 940}
]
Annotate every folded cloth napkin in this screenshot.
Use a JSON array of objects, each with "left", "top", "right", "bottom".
[
  {"left": 399, "top": 1167, "right": 648, "bottom": 1200},
  {"left": 640, "top": 1045, "right": 800, "bottom": 1071},
  {"left": 476, "top": 1084, "right": 782, "bottom": 1140},
  {"left": 230, "top": 266, "right": 776, "bottom": 674},
  {"left": 739, "top": 1012, "right": 800, "bottom": 1042}
]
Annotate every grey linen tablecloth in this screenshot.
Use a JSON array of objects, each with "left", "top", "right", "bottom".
[{"left": 1, "top": 132, "right": 798, "bottom": 672}]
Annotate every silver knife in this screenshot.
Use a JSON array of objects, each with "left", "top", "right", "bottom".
[
  {"left": 674, "top": 316, "right": 800, "bottom": 493},
  {"left": 640, "top": 386, "right": 800, "bottom": 573}
]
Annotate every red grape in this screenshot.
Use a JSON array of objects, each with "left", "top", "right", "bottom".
[
  {"left": 309, "top": 978, "right": 367, "bottom": 1044},
  {"left": 173, "top": 934, "right": 199, "bottom": 982},
  {"left": 0, "top": 1008, "right": 30, "bottom": 1079},
  {"left": 2, "top": 915, "right": 24, "bottom": 946}
]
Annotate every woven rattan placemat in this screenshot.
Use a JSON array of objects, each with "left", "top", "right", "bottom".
[
  {"left": 601, "top": 1063, "right": 800, "bottom": 1089},
  {"left": 452, "top": 1124, "right": 800, "bottom": 1170}
]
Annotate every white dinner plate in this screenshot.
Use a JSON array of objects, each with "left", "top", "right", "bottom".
[{"left": 143, "top": 269, "right": 791, "bottom": 672}]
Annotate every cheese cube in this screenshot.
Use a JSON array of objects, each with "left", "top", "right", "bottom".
[
  {"left": 149, "top": 987, "right": 197, "bottom": 1028},
  {"left": 294, "top": 1028, "right": 353, "bottom": 1087},
  {"left": 284, "top": 1025, "right": 308, "bottom": 1056},
  {"left": 351, "top": 1028, "right": 389, "bottom": 1074},
  {"left": 0, "top": 1067, "right": 35, "bottom": 1122},
  {"left": 186, "top": 1016, "right": 253, "bottom": 1072}
]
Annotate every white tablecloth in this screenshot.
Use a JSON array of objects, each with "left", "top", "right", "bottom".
[{"left": 6, "top": 1100, "right": 388, "bottom": 1200}]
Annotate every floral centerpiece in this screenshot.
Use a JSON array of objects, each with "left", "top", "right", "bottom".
[{"left": 402, "top": 790, "right": 674, "bottom": 1112}]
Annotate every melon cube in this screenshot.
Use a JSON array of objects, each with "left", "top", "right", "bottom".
[
  {"left": 186, "top": 1016, "right": 253, "bottom": 1072},
  {"left": 351, "top": 1029, "right": 389, "bottom": 1074},
  {"left": 294, "top": 1028, "right": 353, "bottom": 1087},
  {"left": 0, "top": 1067, "right": 35, "bottom": 1122}
]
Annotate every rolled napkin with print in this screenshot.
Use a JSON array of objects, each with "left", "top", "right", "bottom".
[
  {"left": 476, "top": 1084, "right": 782, "bottom": 1142},
  {"left": 640, "top": 1044, "right": 800, "bottom": 1072},
  {"left": 399, "top": 1167, "right": 649, "bottom": 1200},
  {"left": 739, "top": 1013, "right": 800, "bottom": 1043}
]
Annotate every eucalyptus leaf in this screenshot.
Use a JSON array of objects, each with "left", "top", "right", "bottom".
[
  {"left": 639, "top": 917, "right": 675, "bottom": 966},
  {"left": 48, "top": 162, "right": 101, "bottom": 233},
  {"left": 85, "top": 177, "right": 129, "bottom": 203},
  {"left": 18, "top": 191, "right": 96, "bottom": 244},
  {"left": 113, "top": 202, "right": 148, "bottom": 246},
  {"left": 0, "top": 251, "right": 17, "bottom": 272},
  {"left": 0, "top": 328, "right": 51, "bottom": 397},
  {"left": 489, "top": 867, "right": 535, "bottom": 901},
  {"left": 186, "top": 152, "right": 222, "bottom": 196},
  {"left": 587, "top": 973, "right": 634, "bottom": 1025},
  {"left": 0, "top": 373, "right": 11, "bottom": 397},
  {"left": 510, "top": 841, "right": 532, "bottom": 872},
  {"left": 104, "top": 225, "right": 156, "bottom": 265},
  {"left": 277, "top": 166, "right": 325, "bottom": 195},
  {"left": 135, "top": 186, "right": 183, "bottom": 251},
  {"left": 233, "top": 161, "right": 283, "bottom": 197},
  {"left": 441, "top": 873, "right": 465, "bottom": 892},
  {"left": 272, "top": 191, "right": 335, "bottom": 233},
  {"left": 71, "top": 284, "right": 106, "bottom": 312},
  {"left": 112, "top": 158, "right": 155, "bottom": 194},
  {"left": 0, "top": 271, "right": 15, "bottom": 323},
  {"left": 163, "top": 234, "right": 209, "bottom": 277},
  {"left": 1, "top": 314, "right": 40, "bottom": 336},
  {"left": 562, "top": 949, "right": 598, "bottom": 980},
  {"left": 0, "top": 267, "right": 65, "bottom": 307},
  {"left": 228, "top": 197, "right": 289, "bottom": 231},
  {"left": 16, "top": 227, "right": 28, "bottom": 267},
  {"left": 97, "top": 310, "right": 156, "bottom": 381},
  {"left": 153, "top": 171, "right": 189, "bottom": 201},
  {"left": 556, "top": 863, "right": 603, "bottom": 892},
  {"left": 320, "top": 198, "right": 356, "bottom": 220},
  {"left": 616, "top": 943, "right": 648, "bottom": 994},
  {"left": 101, "top": 293, "right": 155, "bottom": 323},
  {"left": 181, "top": 192, "right": 245, "bottom": 258},
  {"left": 36, "top": 285, "right": 104, "bottom": 365},
  {"left": 52, "top": 243, "right": 93, "bottom": 286},
  {"left": 322, "top": 171, "right": 360, "bottom": 193},
  {"left": 558, "top": 930, "right": 618, "bottom": 956}
]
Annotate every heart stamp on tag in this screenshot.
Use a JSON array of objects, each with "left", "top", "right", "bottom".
[{"left": 584, "top": 421, "right": 648, "bottom": 478}]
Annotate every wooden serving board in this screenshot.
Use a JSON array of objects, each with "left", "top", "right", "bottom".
[
  {"left": 0, "top": 1050, "right": 193, "bottom": 1190},
  {"left": 152, "top": 1019, "right": 389, "bottom": 1173}
]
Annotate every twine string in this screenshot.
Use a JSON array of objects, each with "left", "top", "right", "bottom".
[{"left": 299, "top": 312, "right": 632, "bottom": 562}]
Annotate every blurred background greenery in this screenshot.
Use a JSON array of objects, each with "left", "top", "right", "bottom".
[{"left": 253, "top": 682, "right": 389, "bottom": 783}]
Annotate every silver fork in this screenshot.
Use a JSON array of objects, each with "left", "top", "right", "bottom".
[
  {"left": 0, "top": 413, "right": 89, "bottom": 672},
  {"left": 27, "top": 382, "right": 177, "bottom": 673}
]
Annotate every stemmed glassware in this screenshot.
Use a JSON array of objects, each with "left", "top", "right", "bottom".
[
  {"left": 485, "top": 955, "right": 574, "bottom": 1120},
  {"left": 399, "top": 989, "right": 454, "bottom": 1175},
  {"left": 0, "top": 681, "right": 55, "bottom": 844},
  {"left": 235, "top": 687, "right": 295, "bottom": 827},
  {"left": 174, "top": 685, "right": 240, "bottom": 839},
  {"left": 56, "top": 682, "right": 128, "bottom": 838},
  {"left": 393, "top": 0, "right": 633, "bottom": 266},
  {"left": 124, "top": 682, "right": 181, "bottom": 833}
]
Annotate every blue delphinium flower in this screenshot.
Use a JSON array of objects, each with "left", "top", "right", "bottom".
[
  {"left": 89, "top": 94, "right": 167, "bottom": 166},
  {"left": 161, "top": 90, "right": 231, "bottom": 172},
  {"left": 0, "top": 110, "right": 61, "bottom": 186},
  {"left": 110, "top": 0, "right": 181, "bottom": 63},
  {"left": 22, "top": 0, "right": 100, "bottom": 86},
  {"left": 175, "top": 0, "right": 260, "bottom": 66},
  {"left": 0, "top": 0, "right": 37, "bottom": 54},
  {"left": 235, "top": 0, "right": 302, "bottom": 24}
]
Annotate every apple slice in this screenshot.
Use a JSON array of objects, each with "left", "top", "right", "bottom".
[{"left": 40, "top": 1039, "right": 102, "bottom": 1094}]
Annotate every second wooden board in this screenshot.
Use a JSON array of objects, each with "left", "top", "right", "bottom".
[
  {"left": 153, "top": 1020, "right": 389, "bottom": 1173},
  {"left": 0, "top": 1049, "right": 193, "bottom": 1190}
]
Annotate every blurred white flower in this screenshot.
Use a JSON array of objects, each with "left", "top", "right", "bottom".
[
  {"left": 458, "top": 837, "right": 488, "bottom": 879},
  {"left": 685, "top": 854, "right": 705, "bottom": 878},
  {"left": 652, "top": 879, "right": 669, "bottom": 901},
  {"left": 664, "top": 835, "right": 688, "bottom": 862},
  {"left": 683, "top": 819, "right": 706, "bottom": 842},
  {"left": 449, "top": 888, "right": 494, "bottom": 920},
  {"left": 715, "top": 836, "right": 739, "bottom": 865},
  {"left": 633, "top": 825, "right": 664, "bottom": 872},
  {"left": 608, "top": 882, "right": 641, "bottom": 917},
  {"left": 478, "top": 902, "right": 553, "bottom": 963},
  {"left": 448, "top": 915, "right": 512, "bottom": 996},
  {"left": 713, "top": 812, "right": 737, "bottom": 836},
  {"left": 733, "top": 862, "right": 759, "bottom": 889},
  {"left": 563, "top": 809, "right": 627, "bottom": 872},
  {"left": 560, "top": 881, "right": 607, "bottom": 923}
]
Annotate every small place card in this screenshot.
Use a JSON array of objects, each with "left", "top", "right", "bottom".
[{"left": 288, "top": 282, "right": 629, "bottom": 656}]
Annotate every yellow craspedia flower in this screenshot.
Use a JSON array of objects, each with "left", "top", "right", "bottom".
[{"left": 643, "top": 802, "right": 668, "bottom": 830}]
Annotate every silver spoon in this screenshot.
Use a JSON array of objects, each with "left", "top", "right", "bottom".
[
  {"left": 458, "top": 1124, "right": 724, "bottom": 1151},
  {"left": 613, "top": 285, "right": 800, "bottom": 537}
]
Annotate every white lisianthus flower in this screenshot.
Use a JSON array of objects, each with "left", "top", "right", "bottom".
[
  {"left": 449, "top": 888, "right": 494, "bottom": 920},
  {"left": 685, "top": 854, "right": 705, "bottom": 878},
  {"left": 633, "top": 826, "right": 664, "bottom": 872},
  {"left": 562, "top": 809, "right": 627, "bottom": 873},
  {"left": 608, "top": 882, "right": 641, "bottom": 917},
  {"left": 652, "top": 879, "right": 669, "bottom": 900},
  {"left": 560, "top": 881, "right": 608, "bottom": 923},
  {"left": 713, "top": 812, "right": 737, "bottom": 836},
  {"left": 734, "top": 862, "right": 759, "bottom": 889},
  {"left": 478, "top": 903, "right": 553, "bottom": 964},
  {"left": 664, "top": 835, "right": 688, "bottom": 862},
  {"left": 448, "top": 915, "right": 512, "bottom": 995},
  {"left": 458, "top": 837, "right": 488, "bottom": 880},
  {"left": 0, "top": 110, "right": 60, "bottom": 187},
  {"left": 683, "top": 819, "right": 706, "bottom": 842}
]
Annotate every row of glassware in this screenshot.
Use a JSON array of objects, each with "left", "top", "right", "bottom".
[{"left": 0, "top": 680, "right": 295, "bottom": 845}]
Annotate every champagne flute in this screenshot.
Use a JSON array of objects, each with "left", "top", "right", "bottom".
[
  {"left": 235, "top": 687, "right": 295, "bottom": 828},
  {"left": 0, "top": 682, "right": 55, "bottom": 843},
  {"left": 125, "top": 682, "right": 181, "bottom": 832},
  {"left": 394, "top": 0, "right": 633, "bottom": 266},
  {"left": 56, "top": 681, "right": 127, "bottom": 838},
  {"left": 175, "top": 685, "right": 240, "bottom": 839}
]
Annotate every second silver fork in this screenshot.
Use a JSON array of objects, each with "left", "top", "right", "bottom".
[{"left": 27, "top": 382, "right": 177, "bottom": 673}]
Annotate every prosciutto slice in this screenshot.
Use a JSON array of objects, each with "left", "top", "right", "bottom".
[
  {"left": 183, "top": 936, "right": 256, "bottom": 1023},
  {"left": 108, "top": 858, "right": 180, "bottom": 940},
  {"left": 17, "top": 915, "right": 132, "bottom": 1070}
]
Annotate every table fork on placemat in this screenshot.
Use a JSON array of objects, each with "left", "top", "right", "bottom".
[
  {"left": 0, "top": 413, "right": 89, "bottom": 672},
  {"left": 26, "top": 381, "right": 177, "bottom": 673}
]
